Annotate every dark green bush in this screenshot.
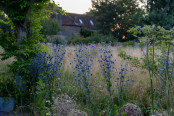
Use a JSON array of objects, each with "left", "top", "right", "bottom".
[
  {"left": 46, "top": 37, "right": 67, "bottom": 44},
  {"left": 54, "top": 38, "right": 67, "bottom": 45},
  {"left": 0, "top": 13, "right": 11, "bottom": 33},
  {"left": 84, "top": 33, "right": 102, "bottom": 44},
  {"left": 123, "top": 41, "right": 135, "bottom": 47},
  {"left": 80, "top": 28, "right": 94, "bottom": 38},
  {"left": 67, "top": 35, "right": 84, "bottom": 45},
  {"left": 68, "top": 33, "right": 117, "bottom": 45},
  {"left": 41, "top": 18, "right": 60, "bottom": 36},
  {"left": 0, "top": 74, "right": 17, "bottom": 97},
  {"left": 139, "top": 41, "right": 146, "bottom": 48}
]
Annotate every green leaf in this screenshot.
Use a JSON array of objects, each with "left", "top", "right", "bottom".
[{"left": 111, "top": 104, "right": 119, "bottom": 115}]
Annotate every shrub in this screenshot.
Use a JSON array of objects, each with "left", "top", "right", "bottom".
[
  {"left": 80, "top": 28, "right": 94, "bottom": 38},
  {"left": 123, "top": 41, "right": 135, "bottom": 47},
  {"left": 67, "top": 35, "right": 84, "bottom": 45},
  {"left": 46, "top": 37, "right": 67, "bottom": 45},
  {"left": 41, "top": 18, "right": 60, "bottom": 36},
  {"left": 124, "top": 25, "right": 174, "bottom": 114},
  {"left": 0, "top": 74, "right": 17, "bottom": 97},
  {"left": 85, "top": 33, "right": 102, "bottom": 44},
  {"left": 68, "top": 33, "right": 117, "bottom": 45},
  {"left": 139, "top": 40, "right": 146, "bottom": 49}
]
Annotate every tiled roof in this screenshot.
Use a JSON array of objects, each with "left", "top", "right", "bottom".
[{"left": 62, "top": 13, "right": 96, "bottom": 30}]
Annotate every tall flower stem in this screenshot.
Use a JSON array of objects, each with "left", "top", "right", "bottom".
[
  {"left": 146, "top": 38, "right": 154, "bottom": 114},
  {"left": 166, "top": 43, "right": 170, "bottom": 114},
  {"left": 151, "top": 40, "right": 155, "bottom": 114}
]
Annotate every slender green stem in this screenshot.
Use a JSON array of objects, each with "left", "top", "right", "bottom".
[
  {"left": 146, "top": 39, "right": 154, "bottom": 113},
  {"left": 108, "top": 78, "right": 113, "bottom": 116},
  {"left": 85, "top": 76, "right": 96, "bottom": 116},
  {"left": 166, "top": 43, "right": 170, "bottom": 113},
  {"left": 146, "top": 39, "right": 150, "bottom": 74},
  {"left": 151, "top": 40, "right": 155, "bottom": 114},
  {"left": 87, "top": 88, "right": 96, "bottom": 116}
]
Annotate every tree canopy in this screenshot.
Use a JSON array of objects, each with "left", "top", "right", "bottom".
[
  {"left": 0, "top": 0, "right": 62, "bottom": 106},
  {"left": 91, "top": 0, "right": 144, "bottom": 41},
  {"left": 145, "top": 0, "right": 174, "bottom": 29},
  {"left": 0, "top": 0, "right": 59, "bottom": 41},
  {"left": 0, "top": 0, "right": 51, "bottom": 24}
]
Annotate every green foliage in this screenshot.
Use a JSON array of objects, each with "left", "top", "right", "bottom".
[
  {"left": 41, "top": 18, "right": 60, "bottom": 36},
  {"left": 122, "top": 25, "right": 174, "bottom": 114},
  {"left": 85, "top": 33, "right": 103, "bottom": 44},
  {"left": 118, "top": 50, "right": 140, "bottom": 67},
  {"left": 68, "top": 35, "right": 83, "bottom": 45},
  {"left": 0, "top": 10, "right": 47, "bottom": 75},
  {"left": 145, "top": 0, "right": 174, "bottom": 29},
  {"left": 34, "top": 79, "right": 50, "bottom": 113},
  {"left": 0, "top": 2, "right": 59, "bottom": 67},
  {"left": 0, "top": 0, "right": 58, "bottom": 22},
  {"left": 0, "top": 12, "right": 11, "bottom": 33},
  {"left": 111, "top": 104, "right": 119, "bottom": 115},
  {"left": 54, "top": 38, "right": 66, "bottom": 45},
  {"left": 46, "top": 37, "right": 66, "bottom": 44},
  {"left": 68, "top": 33, "right": 117, "bottom": 45},
  {"left": 80, "top": 28, "right": 94, "bottom": 38},
  {"left": 139, "top": 40, "right": 146, "bottom": 49},
  {"left": 127, "top": 25, "right": 174, "bottom": 72},
  {"left": 0, "top": 0, "right": 62, "bottom": 113},
  {"left": 0, "top": 29, "right": 18, "bottom": 60},
  {"left": 123, "top": 41, "right": 135, "bottom": 47},
  {"left": 91, "top": 0, "right": 144, "bottom": 41},
  {"left": 0, "top": 9, "right": 17, "bottom": 61},
  {"left": 0, "top": 74, "right": 17, "bottom": 97},
  {"left": 140, "top": 46, "right": 157, "bottom": 71}
]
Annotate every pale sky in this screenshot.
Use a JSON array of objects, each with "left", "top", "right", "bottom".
[{"left": 54, "top": 0, "right": 92, "bottom": 14}]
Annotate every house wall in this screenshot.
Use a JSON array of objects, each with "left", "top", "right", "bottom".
[{"left": 60, "top": 26, "right": 81, "bottom": 39}]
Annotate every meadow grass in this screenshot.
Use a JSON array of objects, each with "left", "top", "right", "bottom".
[
  {"left": 0, "top": 46, "right": 15, "bottom": 73},
  {"left": 60, "top": 44, "right": 174, "bottom": 115},
  {"left": 0, "top": 46, "right": 15, "bottom": 81},
  {"left": 45, "top": 43, "right": 173, "bottom": 115},
  {"left": 0, "top": 44, "right": 173, "bottom": 115},
  {"left": 56, "top": 44, "right": 155, "bottom": 115}
]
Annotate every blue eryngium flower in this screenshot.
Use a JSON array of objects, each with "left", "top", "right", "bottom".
[
  {"left": 157, "top": 55, "right": 174, "bottom": 105},
  {"left": 72, "top": 45, "right": 96, "bottom": 115},
  {"left": 14, "top": 75, "right": 26, "bottom": 92},
  {"left": 73, "top": 45, "right": 93, "bottom": 96},
  {"left": 88, "top": 43, "right": 92, "bottom": 46},
  {"left": 29, "top": 43, "right": 65, "bottom": 90},
  {"left": 98, "top": 46, "right": 134, "bottom": 110},
  {"left": 98, "top": 47, "right": 115, "bottom": 84},
  {"left": 98, "top": 46, "right": 115, "bottom": 110}
]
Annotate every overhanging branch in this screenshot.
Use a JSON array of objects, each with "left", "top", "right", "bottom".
[
  {"left": 0, "top": 5, "right": 8, "bottom": 15},
  {"left": 162, "top": 0, "right": 171, "bottom": 13}
]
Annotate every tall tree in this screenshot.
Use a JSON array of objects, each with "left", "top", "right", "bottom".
[
  {"left": 91, "top": 0, "right": 144, "bottom": 41},
  {"left": 0, "top": 0, "right": 57, "bottom": 44},
  {"left": 0, "top": 0, "right": 59, "bottom": 75},
  {"left": 145, "top": 0, "right": 174, "bottom": 29},
  {"left": 0, "top": 0, "right": 61, "bottom": 107}
]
